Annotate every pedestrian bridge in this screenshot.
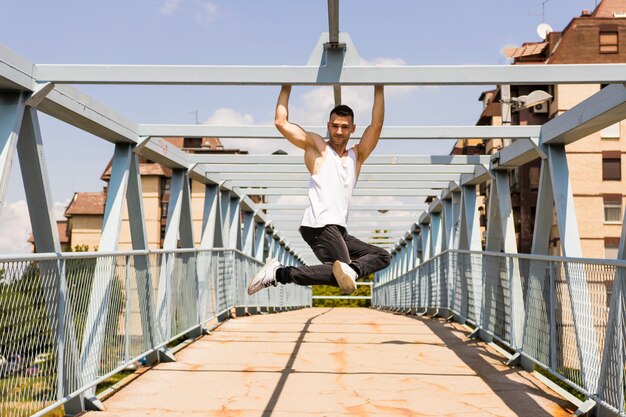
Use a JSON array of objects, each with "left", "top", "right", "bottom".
[
  {"left": 0, "top": 248, "right": 623, "bottom": 417},
  {"left": 2, "top": 1, "right": 626, "bottom": 416},
  {"left": 84, "top": 307, "right": 575, "bottom": 417}
]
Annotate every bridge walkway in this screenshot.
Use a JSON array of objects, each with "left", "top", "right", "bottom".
[{"left": 86, "top": 308, "right": 575, "bottom": 417}]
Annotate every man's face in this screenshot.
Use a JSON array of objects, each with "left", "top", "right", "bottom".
[{"left": 327, "top": 114, "right": 355, "bottom": 147}]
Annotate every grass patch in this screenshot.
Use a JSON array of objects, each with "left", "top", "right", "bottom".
[
  {"left": 95, "top": 369, "right": 136, "bottom": 395},
  {"left": 535, "top": 366, "right": 586, "bottom": 402},
  {"left": 312, "top": 277, "right": 372, "bottom": 308}
]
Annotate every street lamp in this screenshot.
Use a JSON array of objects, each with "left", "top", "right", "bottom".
[{"left": 511, "top": 90, "right": 553, "bottom": 111}]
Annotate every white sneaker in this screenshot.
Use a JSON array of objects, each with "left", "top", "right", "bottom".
[
  {"left": 248, "top": 258, "right": 282, "bottom": 295},
  {"left": 332, "top": 260, "right": 357, "bottom": 295}
]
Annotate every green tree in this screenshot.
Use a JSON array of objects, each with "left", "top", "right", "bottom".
[{"left": 312, "top": 274, "right": 372, "bottom": 307}]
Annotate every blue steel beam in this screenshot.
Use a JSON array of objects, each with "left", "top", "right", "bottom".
[
  {"left": 34, "top": 63, "right": 626, "bottom": 85},
  {"left": 140, "top": 125, "right": 541, "bottom": 140},
  {"left": 541, "top": 83, "right": 626, "bottom": 146}
]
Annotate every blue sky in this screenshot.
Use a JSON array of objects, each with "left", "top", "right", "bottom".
[{"left": 0, "top": 0, "right": 599, "bottom": 252}]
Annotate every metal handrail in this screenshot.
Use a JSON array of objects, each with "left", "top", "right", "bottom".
[
  {"left": 373, "top": 250, "right": 626, "bottom": 416},
  {"left": 0, "top": 248, "right": 310, "bottom": 417}
]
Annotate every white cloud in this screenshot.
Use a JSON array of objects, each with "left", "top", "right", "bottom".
[
  {"left": 158, "top": 0, "right": 183, "bottom": 15},
  {"left": 203, "top": 108, "right": 301, "bottom": 154},
  {"left": 204, "top": 108, "right": 253, "bottom": 125},
  {"left": 361, "top": 57, "right": 407, "bottom": 66},
  {"left": 0, "top": 199, "right": 70, "bottom": 255},
  {"left": 288, "top": 56, "right": 417, "bottom": 127},
  {"left": 500, "top": 44, "right": 517, "bottom": 62},
  {"left": 0, "top": 200, "right": 32, "bottom": 254},
  {"left": 196, "top": 1, "right": 219, "bottom": 24}
]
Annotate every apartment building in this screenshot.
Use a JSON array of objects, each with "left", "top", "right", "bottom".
[
  {"left": 455, "top": 0, "right": 626, "bottom": 257},
  {"left": 61, "top": 137, "right": 247, "bottom": 251}
]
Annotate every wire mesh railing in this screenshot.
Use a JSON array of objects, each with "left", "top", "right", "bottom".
[
  {"left": 373, "top": 249, "right": 626, "bottom": 416},
  {"left": 0, "top": 248, "right": 310, "bottom": 417}
]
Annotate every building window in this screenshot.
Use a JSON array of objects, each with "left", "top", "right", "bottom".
[
  {"left": 600, "top": 30, "right": 619, "bottom": 54},
  {"left": 602, "top": 151, "right": 622, "bottom": 181},
  {"left": 161, "top": 178, "right": 171, "bottom": 192},
  {"left": 604, "top": 237, "right": 621, "bottom": 259},
  {"left": 601, "top": 122, "right": 621, "bottom": 139},
  {"left": 603, "top": 194, "right": 623, "bottom": 224},
  {"left": 183, "top": 137, "right": 202, "bottom": 149},
  {"left": 529, "top": 166, "right": 540, "bottom": 192}
]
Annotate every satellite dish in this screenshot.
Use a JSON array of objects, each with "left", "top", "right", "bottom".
[{"left": 537, "top": 23, "right": 553, "bottom": 40}]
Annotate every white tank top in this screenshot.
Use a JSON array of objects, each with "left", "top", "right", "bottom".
[{"left": 301, "top": 145, "right": 357, "bottom": 228}]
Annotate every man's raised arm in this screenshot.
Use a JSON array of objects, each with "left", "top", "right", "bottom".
[
  {"left": 275, "top": 85, "right": 309, "bottom": 150},
  {"left": 356, "top": 85, "right": 385, "bottom": 163}
]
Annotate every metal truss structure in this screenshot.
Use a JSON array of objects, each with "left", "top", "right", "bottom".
[
  {"left": 1, "top": 1, "right": 626, "bottom": 415},
  {"left": 3, "top": 35, "right": 626, "bottom": 263}
]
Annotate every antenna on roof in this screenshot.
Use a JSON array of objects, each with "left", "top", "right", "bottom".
[
  {"left": 537, "top": 22, "right": 553, "bottom": 40},
  {"left": 541, "top": 0, "right": 551, "bottom": 22},
  {"left": 190, "top": 110, "right": 199, "bottom": 124}
]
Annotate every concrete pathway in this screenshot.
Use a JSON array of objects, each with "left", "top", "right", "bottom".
[{"left": 87, "top": 308, "right": 575, "bottom": 416}]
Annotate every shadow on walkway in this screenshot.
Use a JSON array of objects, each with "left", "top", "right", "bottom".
[
  {"left": 85, "top": 307, "right": 575, "bottom": 417},
  {"left": 407, "top": 311, "right": 575, "bottom": 417}
]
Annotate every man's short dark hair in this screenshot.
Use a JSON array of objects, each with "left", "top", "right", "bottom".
[{"left": 330, "top": 104, "right": 354, "bottom": 122}]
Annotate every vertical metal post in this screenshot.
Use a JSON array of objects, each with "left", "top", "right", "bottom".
[
  {"left": 17, "top": 108, "right": 63, "bottom": 253},
  {"left": 459, "top": 183, "right": 483, "bottom": 330},
  {"left": 271, "top": 234, "right": 281, "bottom": 260},
  {"left": 524, "top": 157, "right": 554, "bottom": 371},
  {"left": 442, "top": 198, "right": 453, "bottom": 251},
  {"left": 596, "top": 265, "right": 625, "bottom": 416},
  {"left": 219, "top": 190, "right": 231, "bottom": 249},
  {"left": 156, "top": 169, "right": 186, "bottom": 347},
  {"left": 430, "top": 213, "right": 442, "bottom": 257},
  {"left": 485, "top": 174, "right": 503, "bottom": 252},
  {"left": 489, "top": 170, "right": 519, "bottom": 253},
  {"left": 228, "top": 195, "right": 242, "bottom": 250},
  {"left": 420, "top": 223, "right": 430, "bottom": 263},
  {"left": 451, "top": 191, "right": 462, "bottom": 250},
  {"left": 80, "top": 143, "right": 133, "bottom": 405},
  {"left": 547, "top": 144, "right": 600, "bottom": 392},
  {"left": 279, "top": 241, "right": 288, "bottom": 265},
  {"left": 494, "top": 170, "right": 523, "bottom": 349},
  {"left": 406, "top": 236, "right": 414, "bottom": 271},
  {"left": 459, "top": 184, "right": 482, "bottom": 251},
  {"left": 547, "top": 145, "right": 583, "bottom": 256},
  {"left": 242, "top": 210, "right": 255, "bottom": 257},
  {"left": 413, "top": 230, "right": 421, "bottom": 266},
  {"left": 55, "top": 258, "right": 66, "bottom": 401},
  {"left": 17, "top": 107, "right": 84, "bottom": 412},
  {"left": 178, "top": 174, "right": 195, "bottom": 248},
  {"left": 253, "top": 220, "right": 266, "bottom": 261},
  {"left": 126, "top": 151, "right": 158, "bottom": 364},
  {"left": 197, "top": 184, "right": 220, "bottom": 325},
  {"left": 124, "top": 255, "right": 131, "bottom": 363},
  {"left": 179, "top": 174, "right": 200, "bottom": 337},
  {"left": 0, "top": 92, "right": 26, "bottom": 210},
  {"left": 200, "top": 184, "right": 223, "bottom": 249},
  {"left": 549, "top": 261, "right": 557, "bottom": 369}
]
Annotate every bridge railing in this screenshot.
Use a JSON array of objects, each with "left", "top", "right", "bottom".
[
  {"left": 373, "top": 249, "right": 626, "bottom": 417},
  {"left": 0, "top": 248, "right": 310, "bottom": 417}
]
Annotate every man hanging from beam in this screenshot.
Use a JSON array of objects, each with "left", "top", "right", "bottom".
[{"left": 248, "top": 85, "right": 391, "bottom": 296}]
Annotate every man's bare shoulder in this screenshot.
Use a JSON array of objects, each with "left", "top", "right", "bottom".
[{"left": 305, "top": 131, "right": 327, "bottom": 154}]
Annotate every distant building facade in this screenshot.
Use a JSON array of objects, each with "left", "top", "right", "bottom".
[
  {"left": 59, "top": 137, "right": 248, "bottom": 251},
  {"left": 454, "top": 0, "right": 626, "bottom": 258}
]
